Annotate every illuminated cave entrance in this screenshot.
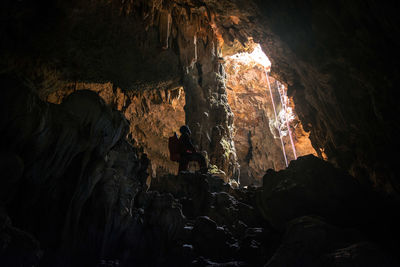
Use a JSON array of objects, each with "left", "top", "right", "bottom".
[{"left": 223, "top": 41, "right": 316, "bottom": 186}]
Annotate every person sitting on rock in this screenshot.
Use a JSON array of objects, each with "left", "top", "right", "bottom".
[{"left": 178, "top": 125, "right": 208, "bottom": 173}]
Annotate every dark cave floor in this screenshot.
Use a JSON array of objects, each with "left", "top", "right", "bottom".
[{"left": 147, "top": 155, "right": 400, "bottom": 266}]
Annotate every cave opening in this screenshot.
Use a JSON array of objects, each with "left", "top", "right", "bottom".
[{"left": 223, "top": 41, "right": 316, "bottom": 185}]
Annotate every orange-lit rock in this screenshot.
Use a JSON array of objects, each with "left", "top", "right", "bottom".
[
  {"left": 47, "top": 82, "right": 185, "bottom": 178},
  {"left": 225, "top": 51, "right": 316, "bottom": 185}
]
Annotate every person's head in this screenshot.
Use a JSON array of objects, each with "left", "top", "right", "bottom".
[{"left": 180, "top": 125, "right": 191, "bottom": 135}]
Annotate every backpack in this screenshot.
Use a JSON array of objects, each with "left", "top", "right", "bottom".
[{"left": 168, "top": 132, "right": 180, "bottom": 162}]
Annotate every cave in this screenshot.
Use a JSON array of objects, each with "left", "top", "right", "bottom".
[
  {"left": 223, "top": 42, "right": 317, "bottom": 186},
  {"left": 1, "top": 1, "right": 400, "bottom": 266}
]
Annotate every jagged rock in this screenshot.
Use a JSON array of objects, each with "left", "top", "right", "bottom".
[
  {"left": 225, "top": 47, "right": 316, "bottom": 185},
  {"left": 266, "top": 216, "right": 365, "bottom": 267},
  {"left": 151, "top": 172, "right": 263, "bottom": 233},
  {"left": 0, "top": 76, "right": 189, "bottom": 265},
  {"left": 257, "top": 155, "right": 368, "bottom": 230},
  {"left": 2, "top": 0, "right": 399, "bottom": 194},
  {"left": 143, "top": 192, "right": 186, "bottom": 241},
  {"left": 151, "top": 172, "right": 213, "bottom": 218},
  {"left": 236, "top": 227, "right": 277, "bottom": 265},
  {"left": 0, "top": 153, "right": 24, "bottom": 203},
  {"left": 1, "top": 0, "right": 400, "bottom": 265},
  {"left": 118, "top": 190, "right": 188, "bottom": 266},
  {"left": 47, "top": 82, "right": 186, "bottom": 178},
  {"left": 320, "top": 242, "right": 398, "bottom": 267},
  {"left": 192, "top": 257, "right": 246, "bottom": 267},
  {"left": 0, "top": 208, "right": 42, "bottom": 267},
  {"left": 192, "top": 216, "right": 235, "bottom": 261},
  {"left": 209, "top": 191, "right": 260, "bottom": 231}
]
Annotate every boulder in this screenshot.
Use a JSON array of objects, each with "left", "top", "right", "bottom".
[
  {"left": 257, "top": 155, "right": 368, "bottom": 229},
  {"left": 266, "top": 216, "right": 364, "bottom": 267},
  {"left": 192, "top": 216, "right": 235, "bottom": 261},
  {"left": 320, "top": 242, "right": 398, "bottom": 267}
]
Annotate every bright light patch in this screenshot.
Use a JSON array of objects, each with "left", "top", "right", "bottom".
[
  {"left": 278, "top": 107, "right": 295, "bottom": 136},
  {"left": 228, "top": 44, "right": 271, "bottom": 68},
  {"left": 226, "top": 42, "right": 298, "bottom": 166}
]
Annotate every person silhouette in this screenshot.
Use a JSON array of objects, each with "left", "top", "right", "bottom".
[{"left": 177, "top": 125, "right": 207, "bottom": 173}]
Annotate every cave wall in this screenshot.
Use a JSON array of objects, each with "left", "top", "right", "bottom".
[
  {"left": 0, "top": 0, "right": 182, "bottom": 91},
  {"left": 1, "top": 0, "right": 400, "bottom": 265},
  {"left": 1, "top": 0, "right": 399, "bottom": 191},
  {"left": 254, "top": 1, "right": 400, "bottom": 195},
  {"left": 169, "top": 2, "right": 239, "bottom": 178},
  {"left": 46, "top": 82, "right": 186, "bottom": 178},
  {"left": 206, "top": 0, "right": 400, "bottom": 195},
  {"left": 1, "top": 0, "right": 239, "bottom": 178},
  {"left": 1, "top": 74, "right": 399, "bottom": 265},
  {"left": 0, "top": 75, "right": 191, "bottom": 265},
  {"left": 225, "top": 55, "right": 316, "bottom": 185}
]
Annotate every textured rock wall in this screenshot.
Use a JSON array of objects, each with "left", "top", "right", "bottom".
[
  {"left": 225, "top": 53, "right": 316, "bottom": 185},
  {"left": 170, "top": 2, "right": 239, "bottom": 178},
  {"left": 46, "top": 82, "right": 186, "bottom": 178},
  {"left": 252, "top": 1, "right": 400, "bottom": 195},
  {"left": 0, "top": 75, "right": 189, "bottom": 265},
  {"left": 202, "top": 0, "right": 400, "bottom": 195},
  {"left": 2, "top": 1, "right": 400, "bottom": 265},
  {"left": 1, "top": 0, "right": 399, "bottom": 191},
  {"left": 0, "top": 0, "right": 239, "bottom": 178}
]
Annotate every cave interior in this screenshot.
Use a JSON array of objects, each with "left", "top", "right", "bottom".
[{"left": 1, "top": 0, "right": 400, "bottom": 266}]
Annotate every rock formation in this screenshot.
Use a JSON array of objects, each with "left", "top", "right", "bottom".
[
  {"left": 149, "top": 155, "right": 400, "bottom": 266},
  {"left": 225, "top": 46, "right": 316, "bottom": 185},
  {"left": 0, "top": 75, "right": 188, "bottom": 266},
  {"left": 1, "top": 0, "right": 400, "bottom": 266},
  {"left": 46, "top": 82, "right": 186, "bottom": 179},
  {"left": 208, "top": 0, "right": 400, "bottom": 194}
]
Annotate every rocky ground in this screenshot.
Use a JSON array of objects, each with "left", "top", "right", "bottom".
[{"left": 149, "top": 156, "right": 400, "bottom": 266}]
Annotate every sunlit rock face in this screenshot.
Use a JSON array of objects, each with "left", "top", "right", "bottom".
[
  {"left": 225, "top": 47, "right": 316, "bottom": 185},
  {"left": 197, "top": 0, "right": 400, "bottom": 195},
  {"left": 172, "top": 5, "right": 239, "bottom": 179},
  {"left": 46, "top": 82, "right": 185, "bottom": 178}
]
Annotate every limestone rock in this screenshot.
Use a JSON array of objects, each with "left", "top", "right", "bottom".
[
  {"left": 192, "top": 216, "right": 235, "bottom": 261},
  {"left": 46, "top": 82, "right": 186, "bottom": 179},
  {"left": 225, "top": 50, "right": 316, "bottom": 185},
  {"left": 320, "top": 242, "right": 398, "bottom": 267},
  {"left": 0, "top": 208, "right": 42, "bottom": 266},
  {"left": 257, "top": 155, "right": 366, "bottom": 230},
  {"left": 266, "top": 216, "right": 364, "bottom": 267}
]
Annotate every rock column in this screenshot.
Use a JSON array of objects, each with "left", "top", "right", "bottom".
[{"left": 176, "top": 9, "right": 239, "bottom": 180}]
